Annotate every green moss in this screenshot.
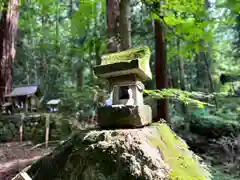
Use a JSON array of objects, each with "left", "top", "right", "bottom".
[
  {"left": 149, "top": 123, "right": 211, "bottom": 180},
  {"left": 100, "top": 46, "right": 152, "bottom": 79}
]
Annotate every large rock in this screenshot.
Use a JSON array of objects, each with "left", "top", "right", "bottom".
[{"left": 25, "top": 123, "right": 211, "bottom": 180}]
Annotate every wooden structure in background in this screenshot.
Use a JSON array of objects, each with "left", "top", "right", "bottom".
[
  {"left": 46, "top": 99, "right": 61, "bottom": 112},
  {"left": 45, "top": 114, "right": 50, "bottom": 148},
  {"left": 1, "top": 102, "right": 14, "bottom": 114},
  {"left": 19, "top": 113, "right": 25, "bottom": 142},
  {"left": 12, "top": 172, "right": 32, "bottom": 180},
  {"left": 3, "top": 85, "right": 42, "bottom": 114},
  {"left": 12, "top": 166, "right": 32, "bottom": 180}
]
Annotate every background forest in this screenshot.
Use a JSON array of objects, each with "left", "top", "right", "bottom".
[{"left": 1, "top": 0, "right": 240, "bottom": 179}]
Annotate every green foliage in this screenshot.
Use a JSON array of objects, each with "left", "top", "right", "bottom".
[
  {"left": 144, "top": 88, "right": 210, "bottom": 108},
  {"left": 190, "top": 97, "right": 240, "bottom": 137},
  {"left": 211, "top": 168, "right": 239, "bottom": 180},
  {"left": 14, "top": 0, "right": 107, "bottom": 110},
  {"left": 60, "top": 85, "right": 101, "bottom": 114},
  {"left": 8, "top": 0, "right": 240, "bottom": 178},
  {"left": 71, "top": 0, "right": 106, "bottom": 36},
  {"left": 191, "top": 114, "right": 240, "bottom": 137}
]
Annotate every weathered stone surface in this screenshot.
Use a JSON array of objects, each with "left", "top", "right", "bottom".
[
  {"left": 25, "top": 123, "right": 211, "bottom": 180},
  {"left": 94, "top": 46, "right": 152, "bottom": 81},
  {"left": 97, "top": 105, "right": 152, "bottom": 128},
  {"left": 110, "top": 79, "right": 144, "bottom": 106},
  {"left": 94, "top": 59, "right": 151, "bottom": 81},
  {"left": 94, "top": 46, "right": 153, "bottom": 129},
  {"left": 144, "top": 96, "right": 157, "bottom": 119}
]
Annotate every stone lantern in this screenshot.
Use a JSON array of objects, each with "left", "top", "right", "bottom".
[{"left": 93, "top": 46, "right": 152, "bottom": 128}]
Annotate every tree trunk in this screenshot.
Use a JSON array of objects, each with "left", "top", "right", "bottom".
[
  {"left": 40, "top": 14, "right": 48, "bottom": 98},
  {"left": 195, "top": 52, "right": 209, "bottom": 90},
  {"left": 177, "top": 40, "right": 186, "bottom": 92},
  {"left": 177, "top": 38, "right": 190, "bottom": 132},
  {"left": 154, "top": 3, "right": 169, "bottom": 122},
  {"left": 94, "top": 13, "right": 101, "bottom": 66},
  {"left": 106, "top": 0, "right": 120, "bottom": 53},
  {"left": 55, "top": 0, "right": 60, "bottom": 54},
  {"left": 119, "top": 0, "right": 131, "bottom": 50},
  {"left": 76, "top": 67, "right": 84, "bottom": 88},
  {"left": 169, "top": 63, "right": 179, "bottom": 88},
  {"left": 203, "top": 52, "right": 219, "bottom": 108},
  {"left": 195, "top": 0, "right": 214, "bottom": 93},
  {"left": 0, "top": 0, "right": 20, "bottom": 104}
]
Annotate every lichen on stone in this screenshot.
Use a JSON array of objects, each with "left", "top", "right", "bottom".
[
  {"left": 149, "top": 123, "right": 212, "bottom": 180},
  {"left": 100, "top": 46, "right": 152, "bottom": 79}
]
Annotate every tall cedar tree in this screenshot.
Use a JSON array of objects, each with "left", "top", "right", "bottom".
[
  {"left": 154, "top": 3, "right": 169, "bottom": 122},
  {"left": 107, "top": 0, "right": 120, "bottom": 53},
  {"left": 107, "top": 0, "right": 131, "bottom": 51},
  {"left": 119, "top": 0, "right": 131, "bottom": 50},
  {"left": 0, "top": 0, "right": 20, "bottom": 104},
  {"left": 233, "top": 14, "right": 240, "bottom": 58}
]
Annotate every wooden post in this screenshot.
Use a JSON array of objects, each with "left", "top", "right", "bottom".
[
  {"left": 25, "top": 96, "right": 28, "bottom": 114},
  {"left": 45, "top": 114, "right": 50, "bottom": 148},
  {"left": 29, "top": 97, "right": 32, "bottom": 112},
  {"left": 12, "top": 165, "right": 32, "bottom": 180},
  {"left": 20, "top": 113, "right": 24, "bottom": 143},
  {"left": 12, "top": 172, "right": 32, "bottom": 180}
]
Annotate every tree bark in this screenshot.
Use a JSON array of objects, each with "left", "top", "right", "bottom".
[
  {"left": 169, "top": 63, "right": 179, "bottom": 88},
  {"left": 177, "top": 39, "right": 186, "bottom": 92},
  {"left": 177, "top": 38, "right": 190, "bottom": 132},
  {"left": 76, "top": 67, "right": 84, "bottom": 88},
  {"left": 203, "top": 52, "right": 219, "bottom": 108},
  {"left": 119, "top": 0, "right": 131, "bottom": 50},
  {"left": 195, "top": 52, "right": 209, "bottom": 91},
  {"left": 0, "top": 0, "right": 20, "bottom": 104},
  {"left": 94, "top": 10, "right": 101, "bottom": 66},
  {"left": 40, "top": 13, "right": 48, "bottom": 98},
  {"left": 55, "top": 0, "right": 60, "bottom": 54},
  {"left": 107, "top": 0, "right": 120, "bottom": 53},
  {"left": 154, "top": 4, "right": 169, "bottom": 122}
]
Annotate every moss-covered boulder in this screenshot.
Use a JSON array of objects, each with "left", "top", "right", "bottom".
[{"left": 26, "top": 123, "right": 211, "bottom": 180}]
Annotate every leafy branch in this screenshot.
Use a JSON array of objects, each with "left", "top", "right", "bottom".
[{"left": 144, "top": 88, "right": 216, "bottom": 108}]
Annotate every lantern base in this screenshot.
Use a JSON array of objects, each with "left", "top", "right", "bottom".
[{"left": 97, "top": 105, "right": 152, "bottom": 129}]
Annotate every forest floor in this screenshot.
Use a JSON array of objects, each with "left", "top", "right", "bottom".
[{"left": 0, "top": 141, "right": 54, "bottom": 180}]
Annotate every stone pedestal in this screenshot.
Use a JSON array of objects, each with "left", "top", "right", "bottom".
[
  {"left": 97, "top": 105, "right": 152, "bottom": 128},
  {"left": 93, "top": 46, "right": 153, "bottom": 129}
]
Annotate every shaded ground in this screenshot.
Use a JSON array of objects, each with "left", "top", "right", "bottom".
[{"left": 0, "top": 141, "right": 54, "bottom": 180}]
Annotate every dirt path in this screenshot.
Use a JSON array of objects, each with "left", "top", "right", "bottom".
[{"left": 0, "top": 141, "right": 54, "bottom": 180}]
